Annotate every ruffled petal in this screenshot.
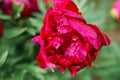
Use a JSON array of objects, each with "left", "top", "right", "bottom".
[
  {"left": 88, "top": 24, "right": 110, "bottom": 46},
  {"left": 54, "top": 0, "right": 79, "bottom": 13},
  {"left": 68, "top": 19, "right": 102, "bottom": 49},
  {"left": 31, "top": 35, "right": 40, "bottom": 43}
]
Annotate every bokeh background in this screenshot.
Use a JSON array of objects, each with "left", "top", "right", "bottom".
[{"left": 0, "top": 0, "right": 120, "bottom": 80}]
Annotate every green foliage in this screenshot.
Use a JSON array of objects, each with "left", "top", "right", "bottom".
[
  {"left": 0, "top": 14, "right": 11, "bottom": 20},
  {"left": 0, "top": 51, "right": 8, "bottom": 68},
  {"left": 3, "top": 27, "right": 27, "bottom": 39},
  {"left": 0, "top": 0, "right": 119, "bottom": 80},
  {"left": 12, "top": 3, "right": 24, "bottom": 19}
]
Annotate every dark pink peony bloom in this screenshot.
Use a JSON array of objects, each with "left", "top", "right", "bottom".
[
  {"left": 31, "top": 0, "right": 110, "bottom": 76},
  {"left": 0, "top": 20, "right": 3, "bottom": 37},
  {"left": 31, "top": 0, "right": 40, "bottom": 12},
  {"left": 111, "top": 0, "right": 120, "bottom": 21},
  {"left": 0, "top": 0, "right": 40, "bottom": 17}
]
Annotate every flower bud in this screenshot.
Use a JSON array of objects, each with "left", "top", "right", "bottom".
[
  {"left": 111, "top": 0, "right": 120, "bottom": 21},
  {"left": 0, "top": 0, "right": 40, "bottom": 17}
]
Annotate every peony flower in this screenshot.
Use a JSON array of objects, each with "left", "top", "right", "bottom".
[
  {"left": 0, "top": 20, "right": 3, "bottom": 37},
  {"left": 31, "top": 0, "right": 110, "bottom": 76},
  {"left": 0, "top": 0, "right": 40, "bottom": 17},
  {"left": 111, "top": 0, "right": 120, "bottom": 21}
]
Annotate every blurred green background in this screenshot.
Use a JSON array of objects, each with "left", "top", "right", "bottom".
[{"left": 0, "top": 0, "right": 120, "bottom": 80}]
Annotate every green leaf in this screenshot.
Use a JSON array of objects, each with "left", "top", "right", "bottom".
[
  {"left": 74, "top": 0, "right": 88, "bottom": 9},
  {"left": 3, "top": 27, "right": 27, "bottom": 39},
  {"left": 28, "top": 65, "right": 47, "bottom": 74},
  {"left": 0, "top": 51, "right": 8, "bottom": 67},
  {"left": 12, "top": 2, "right": 24, "bottom": 19},
  {"left": 7, "top": 56, "right": 24, "bottom": 67},
  {"left": 0, "top": 0, "right": 3, "bottom": 2},
  {"left": 27, "top": 65, "right": 46, "bottom": 80},
  {"left": 38, "top": 0, "right": 46, "bottom": 14},
  {"left": 92, "top": 43, "right": 120, "bottom": 80},
  {"left": 12, "top": 69, "right": 26, "bottom": 80},
  {"left": 15, "top": 64, "right": 46, "bottom": 80},
  {"left": 29, "top": 18, "right": 42, "bottom": 32},
  {"left": 27, "top": 27, "right": 36, "bottom": 36},
  {"left": 0, "top": 14, "right": 11, "bottom": 20},
  {"left": 77, "top": 68, "right": 92, "bottom": 80}
]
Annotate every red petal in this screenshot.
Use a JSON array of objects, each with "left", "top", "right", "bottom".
[
  {"left": 65, "top": 0, "right": 79, "bottom": 13},
  {"left": 56, "top": 54, "right": 71, "bottom": 67},
  {"left": 69, "top": 20, "right": 97, "bottom": 39},
  {"left": 68, "top": 20, "right": 102, "bottom": 49},
  {"left": 54, "top": 0, "right": 79, "bottom": 13},
  {"left": 86, "top": 53, "right": 92, "bottom": 66},
  {"left": 1, "top": 0, "right": 13, "bottom": 15},
  {"left": 47, "top": 55, "right": 55, "bottom": 63},
  {"left": 57, "top": 65, "right": 65, "bottom": 73},
  {"left": 31, "top": 0, "right": 40, "bottom": 12},
  {"left": 0, "top": 20, "right": 3, "bottom": 37},
  {"left": 85, "top": 42, "right": 91, "bottom": 52},
  {"left": 36, "top": 51, "right": 48, "bottom": 69},
  {"left": 73, "top": 56, "right": 82, "bottom": 64},
  {"left": 65, "top": 41, "right": 87, "bottom": 62},
  {"left": 53, "top": 0, "right": 69, "bottom": 9},
  {"left": 31, "top": 35, "right": 40, "bottom": 43},
  {"left": 88, "top": 24, "right": 110, "bottom": 45},
  {"left": 69, "top": 66, "right": 80, "bottom": 76},
  {"left": 36, "top": 38, "right": 49, "bottom": 68},
  {"left": 102, "top": 34, "right": 110, "bottom": 45},
  {"left": 60, "top": 59, "right": 72, "bottom": 67},
  {"left": 64, "top": 9, "right": 85, "bottom": 23}
]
